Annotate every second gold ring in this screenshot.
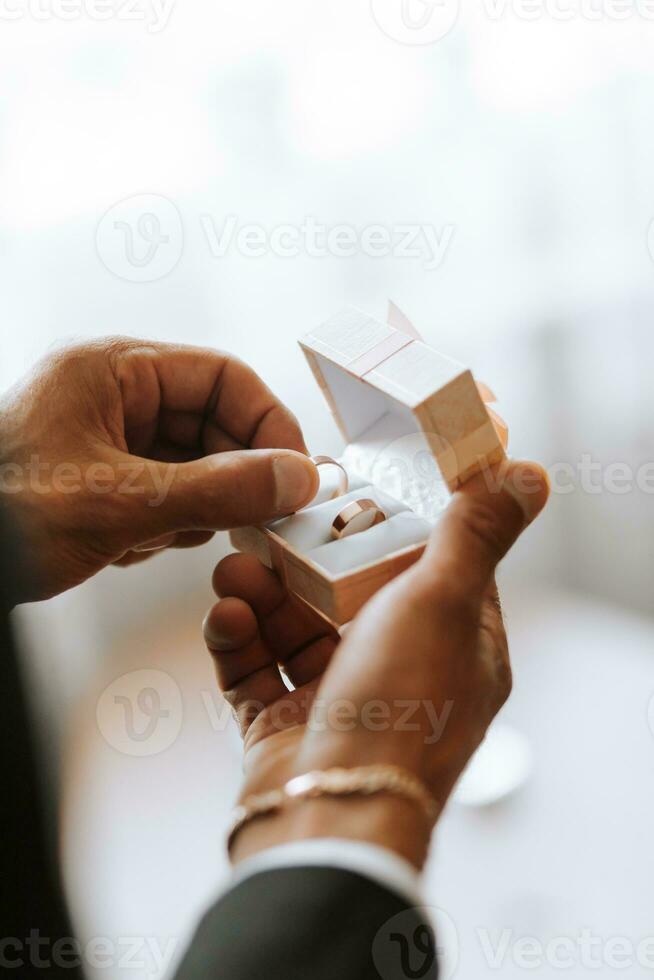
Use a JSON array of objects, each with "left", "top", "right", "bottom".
[{"left": 331, "top": 499, "right": 387, "bottom": 540}]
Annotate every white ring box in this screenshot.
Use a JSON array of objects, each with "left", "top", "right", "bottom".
[{"left": 230, "top": 305, "right": 506, "bottom": 625}]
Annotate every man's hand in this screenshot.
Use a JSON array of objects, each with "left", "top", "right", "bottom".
[
  {"left": 0, "top": 339, "right": 318, "bottom": 602},
  {"left": 203, "top": 459, "right": 549, "bottom": 869}
]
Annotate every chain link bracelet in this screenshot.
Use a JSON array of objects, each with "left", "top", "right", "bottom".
[{"left": 226, "top": 765, "right": 439, "bottom": 854}]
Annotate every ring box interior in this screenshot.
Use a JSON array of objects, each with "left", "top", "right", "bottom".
[{"left": 230, "top": 306, "right": 506, "bottom": 626}]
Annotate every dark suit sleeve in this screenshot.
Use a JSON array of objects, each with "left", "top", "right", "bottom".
[
  {"left": 0, "top": 503, "right": 83, "bottom": 978},
  {"left": 174, "top": 865, "right": 438, "bottom": 980}
]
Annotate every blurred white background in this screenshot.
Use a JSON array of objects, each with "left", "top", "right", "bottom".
[{"left": 4, "top": 1, "right": 654, "bottom": 977}]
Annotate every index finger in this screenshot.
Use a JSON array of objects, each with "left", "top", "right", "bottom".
[{"left": 113, "top": 340, "right": 307, "bottom": 453}]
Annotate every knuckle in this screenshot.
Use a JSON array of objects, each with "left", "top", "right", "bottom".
[
  {"left": 35, "top": 343, "right": 88, "bottom": 384},
  {"left": 175, "top": 455, "right": 266, "bottom": 529},
  {"left": 47, "top": 337, "right": 128, "bottom": 369},
  {"left": 501, "top": 662, "right": 513, "bottom": 699},
  {"left": 479, "top": 637, "right": 513, "bottom": 708},
  {"left": 286, "top": 407, "right": 302, "bottom": 433},
  {"left": 273, "top": 404, "right": 304, "bottom": 444},
  {"left": 170, "top": 464, "right": 211, "bottom": 529},
  {"left": 34, "top": 338, "right": 136, "bottom": 401},
  {"left": 457, "top": 499, "right": 506, "bottom": 561},
  {"left": 217, "top": 454, "right": 272, "bottom": 525},
  {"left": 494, "top": 659, "right": 513, "bottom": 709},
  {"left": 494, "top": 651, "right": 513, "bottom": 697},
  {"left": 227, "top": 458, "right": 260, "bottom": 523}
]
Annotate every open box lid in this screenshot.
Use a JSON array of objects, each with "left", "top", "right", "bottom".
[{"left": 299, "top": 306, "right": 505, "bottom": 521}]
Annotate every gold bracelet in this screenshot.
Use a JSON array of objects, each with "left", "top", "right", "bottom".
[{"left": 226, "top": 765, "right": 439, "bottom": 854}]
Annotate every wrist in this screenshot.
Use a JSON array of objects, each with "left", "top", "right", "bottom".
[{"left": 230, "top": 793, "right": 433, "bottom": 871}]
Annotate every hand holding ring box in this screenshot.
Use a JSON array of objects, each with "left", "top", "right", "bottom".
[{"left": 230, "top": 304, "right": 507, "bottom": 626}]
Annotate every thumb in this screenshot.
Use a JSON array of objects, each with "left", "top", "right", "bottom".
[
  {"left": 118, "top": 449, "right": 319, "bottom": 543},
  {"left": 419, "top": 459, "right": 550, "bottom": 604}
]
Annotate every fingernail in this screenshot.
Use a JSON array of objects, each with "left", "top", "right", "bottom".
[
  {"left": 273, "top": 454, "right": 317, "bottom": 513},
  {"left": 504, "top": 462, "right": 550, "bottom": 523}
]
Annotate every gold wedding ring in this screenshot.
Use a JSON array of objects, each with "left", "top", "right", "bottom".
[
  {"left": 311, "top": 455, "right": 349, "bottom": 499},
  {"left": 331, "top": 498, "right": 387, "bottom": 540}
]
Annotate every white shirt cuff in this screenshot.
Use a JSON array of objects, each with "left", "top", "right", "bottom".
[{"left": 225, "top": 838, "right": 423, "bottom": 908}]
